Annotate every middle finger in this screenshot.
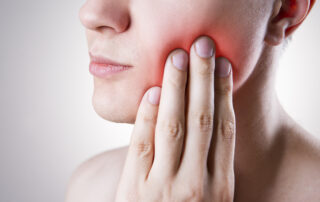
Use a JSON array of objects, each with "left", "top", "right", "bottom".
[{"left": 180, "top": 36, "right": 216, "bottom": 174}]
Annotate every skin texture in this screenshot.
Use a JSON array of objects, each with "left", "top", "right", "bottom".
[
  {"left": 113, "top": 39, "right": 237, "bottom": 201},
  {"left": 81, "top": 0, "right": 272, "bottom": 123},
  {"left": 65, "top": 0, "right": 320, "bottom": 201}
]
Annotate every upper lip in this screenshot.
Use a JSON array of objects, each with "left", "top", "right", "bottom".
[{"left": 89, "top": 52, "right": 132, "bottom": 67}]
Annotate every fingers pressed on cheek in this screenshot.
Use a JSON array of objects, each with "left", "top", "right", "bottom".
[
  {"left": 180, "top": 36, "right": 216, "bottom": 175},
  {"left": 208, "top": 57, "right": 236, "bottom": 179},
  {"left": 215, "top": 57, "right": 231, "bottom": 78},
  {"left": 148, "top": 49, "right": 188, "bottom": 182}
]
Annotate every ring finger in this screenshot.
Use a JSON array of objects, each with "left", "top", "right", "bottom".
[{"left": 179, "top": 36, "right": 215, "bottom": 175}]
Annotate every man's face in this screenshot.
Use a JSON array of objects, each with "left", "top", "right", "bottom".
[{"left": 79, "top": 0, "right": 273, "bottom": 123}]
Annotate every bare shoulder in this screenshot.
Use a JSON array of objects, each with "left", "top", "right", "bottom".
[
  {"left": 272, "top": 122, "right": 320, "bottom": 201},
  {"left": 65, "top": 146, "right": 129, "bottom": 202},
  {"left": 284, "top": 121, "right": 320, "bottom": 162}
]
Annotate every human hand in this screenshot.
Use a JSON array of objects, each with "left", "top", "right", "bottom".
[{"left": 115, "top": 36, "right": 236, "bottom": 202}]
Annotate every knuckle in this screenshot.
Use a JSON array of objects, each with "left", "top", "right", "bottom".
[
  {"left": 196, "top": 61, "right": 214, "bottom": 76},
  {"left": 215, "top": 184, "right": 234, "bottom": 202},
  {"left": 167, "top": 71, "right": 186, "bottom": 89},
  {"left": 158, "top": 119, "right": 184, "bottom": 140},
  {"left": 141, "top": 112, "right": 157, "bottom": 124},
  {"left": 215, "top": 82, "right": 232, "bottom": 96},
  {"left": 217, "top": 189, "right": 234, "bottom": 202},
  {"left": 190, "top": 111, "right": 214, "bottom": 133},
  {"left": 217, "top": 119, "right": 235, "bottom": 140},
  {"left": 131, "top": 141, "right": 153, "bottom": 158},
  {"left": 183, "top": 184, "right": 205, "bottom": 202},
  {"left": 212, "top": 172, "right": 235, "bottom": 202}
]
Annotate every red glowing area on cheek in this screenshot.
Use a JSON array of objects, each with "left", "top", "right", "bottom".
[
  {"left": 139, "top": 25, "right": 241, "bottom": 89},
  {"left": 133, "top": 1, "right": 265, "bottom": 93}
]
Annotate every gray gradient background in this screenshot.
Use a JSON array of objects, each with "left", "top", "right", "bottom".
[{"left": 0, "top": 0, "right": 319, "bottom": 202}]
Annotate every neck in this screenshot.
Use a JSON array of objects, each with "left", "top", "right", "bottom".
[{"left": 232, "top": 43, "right": 291, "bottom": 173}]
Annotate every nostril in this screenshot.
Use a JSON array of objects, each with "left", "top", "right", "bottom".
[
  {"left": 114, "top": 15, "right": 131, "bottom": 33},
  {"left": 96, "top": 14, "right": 130, "bottom": 33}
]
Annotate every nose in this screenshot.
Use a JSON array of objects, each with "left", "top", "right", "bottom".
[{"left": 78, "top": 0, "right": 130, "bottom": 33}]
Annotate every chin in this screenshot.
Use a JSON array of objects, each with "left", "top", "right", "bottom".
[{"left": 91, "top": 90, "right": 138, "bottom": 124}]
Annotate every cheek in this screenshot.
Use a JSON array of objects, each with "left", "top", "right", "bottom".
[{"left": 134, "top": 4, "right": 266, "bottom": 92}]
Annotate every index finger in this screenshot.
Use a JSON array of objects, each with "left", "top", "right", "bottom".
[
  {"left": 148, "top": 49, "right": 189, "bottom": 182},
  {"left": 121, "top": 87, "right": 161, "bottom": 183}
]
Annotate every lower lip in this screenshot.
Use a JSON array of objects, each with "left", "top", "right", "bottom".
[{"left": 89, "top": 62, "right": 132, "bottom": 78}]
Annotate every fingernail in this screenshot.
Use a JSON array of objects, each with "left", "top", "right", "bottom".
[
  {"left": 148, "top": 87, "right": 161, "bottom": 105},
  {"left": 195, "top": 37, "right": 214, "bottom": 58},
  {"left": 216, "top": 58, "right": 231, "bottom": 77},
  {"left": 172, "top": 51, "right": 188, "bottom": 71}
]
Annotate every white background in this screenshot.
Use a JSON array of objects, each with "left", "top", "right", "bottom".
[{"left": 0, "top": 1, "right": 319, "bottom": 202}]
